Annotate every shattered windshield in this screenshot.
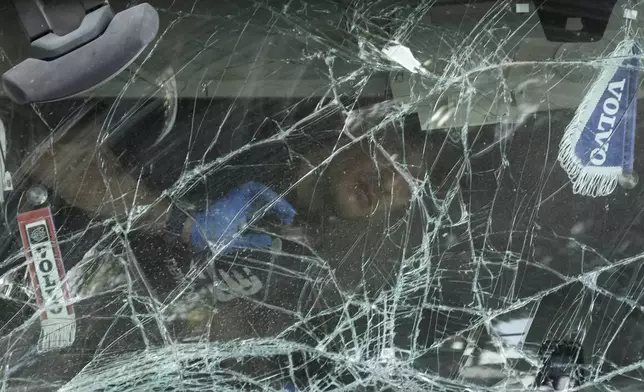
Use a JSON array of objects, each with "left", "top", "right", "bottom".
[{"left": 1, "top": 0, "right": 644, "bottom": 391}]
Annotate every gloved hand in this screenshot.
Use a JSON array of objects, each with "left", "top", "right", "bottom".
[
  {"left": 283, "top": 383, "right": 297, "bottom": 391},
  {"left": 190, "top": 182, "right": 296, "bottom": 253}
]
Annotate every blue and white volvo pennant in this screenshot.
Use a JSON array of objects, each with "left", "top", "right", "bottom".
[{"left": 558, "top": 40, "right": 641, "bottom": 197}]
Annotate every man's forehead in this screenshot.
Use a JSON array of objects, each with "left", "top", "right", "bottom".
[{"left": 359, "top": 137, "right": 428, "bottom": 178}]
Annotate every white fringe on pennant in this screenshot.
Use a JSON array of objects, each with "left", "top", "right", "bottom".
[
  {"left": 558, "top": 40, "right": 635, "bottom": 197},
  {"left": 39, "top": 314, "right": 77, "bottom": 352}
]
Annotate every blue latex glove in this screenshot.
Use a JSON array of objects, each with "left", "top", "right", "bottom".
[{"left": 191, "top": 182, "right": 296, "bottom": 253}]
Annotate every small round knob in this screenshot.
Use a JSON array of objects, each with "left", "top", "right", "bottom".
[
  {"left": 26, "top": 185, "right": 48, "bottom": 206},
  {"left": 619, "top": 171, "right": 639, "bottom": 190}
]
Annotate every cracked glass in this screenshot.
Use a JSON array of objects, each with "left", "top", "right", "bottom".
[{"left": 1, "top": 0, "right": 644, "bottom": 391}]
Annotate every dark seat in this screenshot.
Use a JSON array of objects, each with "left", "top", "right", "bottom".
[{"left": 2, "top": 1, "right": 159, "bottom": 104}]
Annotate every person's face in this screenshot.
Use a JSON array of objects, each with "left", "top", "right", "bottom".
[{"left": 325, "top": 141, "right": 421, "bottom": 220}]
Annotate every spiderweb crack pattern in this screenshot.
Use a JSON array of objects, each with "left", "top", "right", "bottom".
[{"left": 1, "top": 1, "right": 644, "bottom": 391}]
